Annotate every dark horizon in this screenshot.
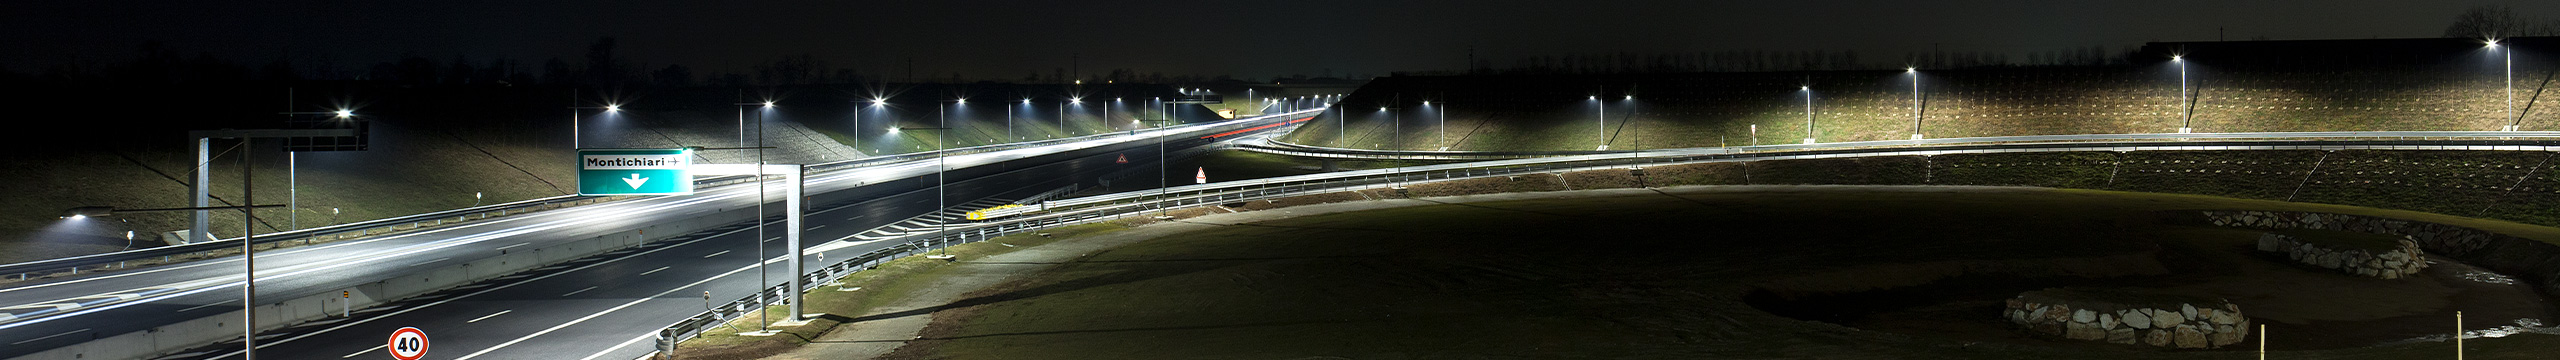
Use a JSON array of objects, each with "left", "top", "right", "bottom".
[{"left": 11, "top": 0, "right": 2560, "bottom": 82}]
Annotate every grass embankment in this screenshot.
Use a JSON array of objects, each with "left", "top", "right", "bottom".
[
  {"left": 888, "top": 188, "right": 2560, "bottom": 359},
  {"left": 1280, "top": 69, "right": 2550, "bottom": 152},
  {"left": 669, "top": 223, "right": 1130, "bottom": 360}
]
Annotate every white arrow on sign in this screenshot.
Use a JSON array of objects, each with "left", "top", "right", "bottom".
[{"left": 623, "top": 174, "right": 650, "bottom": 189}]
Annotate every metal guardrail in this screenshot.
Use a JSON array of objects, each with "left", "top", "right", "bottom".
[{"left": 0, "top": 109, "right": 1325, "bottom": 282}]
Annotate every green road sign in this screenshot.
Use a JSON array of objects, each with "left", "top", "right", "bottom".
[{"left": 578, "top": 148, "right": 694, "bottom": 196}]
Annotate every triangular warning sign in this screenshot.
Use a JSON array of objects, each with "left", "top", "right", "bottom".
[
  {"left": 1195, "top": 167, "right": 1207, "bottom": 184},
  {"left": 1116, "top": 154, "right": 1129, "bottom": 164}
]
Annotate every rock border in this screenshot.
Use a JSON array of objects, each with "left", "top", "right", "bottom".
[
  {"left": 2006, "top": 290, "right": 2250, "bottom": 349},
  {"left": 2255, "top": 232, "right": 2427, "bottom": 278}
]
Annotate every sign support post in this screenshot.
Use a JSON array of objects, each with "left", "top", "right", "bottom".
[{"left": 691, "top": 163, "right": 808, "bottom": 324}]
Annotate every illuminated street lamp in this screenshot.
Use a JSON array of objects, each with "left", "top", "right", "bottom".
[
  {"left": 855, "top": 97, "right": 886, "bottom": 155},
  {"left": 1422, "top": 99, "right": 1446, "bottom": 150},
  {"left": 1016, "top": 98, "right": 1031, "bottom": 140},
  {"left": 2174, "top": 55, "right": 2193, "bottom": 133},
  {"left": 276, "top": 105, "right": 353, "bottom": 230},
  {"left": 568, "top": 90, "right": 622, "bottom": 149},
  {"left": 1801, "top": 85, "right": 1817, "bottom": 144},
  {"left": 1591, "top": 93, "right": 1606, "bottom": 150},
  {"left": 1065, "top": 97, "right": 1080, "bottom": 136},
  {"left": 1907, "top": 67, "right": 1923, "bottom": 140},
  {"left": 2491, "top": 40, "right": 2518, "bottom": 131}
]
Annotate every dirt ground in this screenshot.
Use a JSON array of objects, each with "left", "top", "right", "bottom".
[{"left": 852, "top": 186, "right": 2560, "bottom": 359}]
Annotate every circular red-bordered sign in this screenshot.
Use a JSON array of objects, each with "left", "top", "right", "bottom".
[{"left": 387, "top": 327, "right": 430, "bottom": 360}]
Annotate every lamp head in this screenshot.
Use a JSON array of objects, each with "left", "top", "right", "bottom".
[
  {"left": 605, "top": 104, "right": 622, "bottom": 112},
  {"left": 2171, "top": 55, "right": 2183, "bottom": 61},
  {"left": 333, "top": 109, "right": 354, "bottom": 118},
  {"left": 762, "top": 101, "right": 775, "bottom": 108}
]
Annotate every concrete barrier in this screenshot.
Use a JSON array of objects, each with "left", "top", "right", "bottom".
[{"left": 10, "top": 207, "right": 750, "bottom": 360}]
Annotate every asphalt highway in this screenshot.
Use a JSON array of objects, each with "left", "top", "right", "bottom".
[{"left": 0, "top": 110, "right": 1317, "bottom": 360}]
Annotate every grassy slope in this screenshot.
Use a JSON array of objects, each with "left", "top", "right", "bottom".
[
  {"left": 1281, "top": 68, "right": 2555, "bottom": 151},
  {"left": 895, "top": 188, "right": 2560, "bottom": 359},
  {"left": 668, "top": 223, "right": 1129, "bottom": 360}
]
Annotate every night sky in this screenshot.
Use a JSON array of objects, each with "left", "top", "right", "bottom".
[{"left": 9, "top": 0, "right": 2555, "bottom": 80}]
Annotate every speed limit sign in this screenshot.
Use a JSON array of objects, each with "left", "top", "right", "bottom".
[{"left": 387, "top": 327, "right": 430, "bottom": 360}]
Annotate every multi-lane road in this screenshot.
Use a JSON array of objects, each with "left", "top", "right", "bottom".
[{"left": 0, "top": 109, "right": 1320, "bottom": 360}]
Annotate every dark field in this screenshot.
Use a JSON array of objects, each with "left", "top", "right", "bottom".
[{"left": 885, "top": 187, "right": 2560, "bottom": 359}]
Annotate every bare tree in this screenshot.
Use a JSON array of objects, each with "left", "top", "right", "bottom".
[{"left": 2444, "top": 5, "right": 2554, "bottom": 39}]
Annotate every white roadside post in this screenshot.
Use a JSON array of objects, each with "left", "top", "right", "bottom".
[{"left": 689, "top": 163, "right": 811, "bottom": 325}]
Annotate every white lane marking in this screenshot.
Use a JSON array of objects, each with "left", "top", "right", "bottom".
[
  {"left": 577, "top": 332, "right": 660, "bottom": 360},
  {"left": 407, "top": 257, "right": 451, "bottom": 267},
  {"left": 342, "top": 344, "right": 387, "bottom": 358},
  {"left": 0, "top": 180, "right": 758, "bottom": 330},
  {"left": 496, "top": 242, "right": 531, "bottom": 251},
  {"left": 562, "top": 286, "right": 598, "bottom": 297},
  {"left": 209, "top": 221, "right": 768, "bottom": 359},
  {"left": 176, "top": 299, "right": 240, "bottom": 313},
  {"left": 703, "top": 250, "right": 730, "bottom": 258},
  {"left": 467, "top": 310, "right": 512, "bottom": 323},
  {"left": 640, "top": 266, "right": 671, "bottom": 276},
  {"left": 807, "top": 225, "right": 826, "bottom": 230},
  {"left": 453, "top": 262, "right": 763, "bottom": 360},
  {"left": 9, "top": 328, "right": 88, "bottom": 345}
]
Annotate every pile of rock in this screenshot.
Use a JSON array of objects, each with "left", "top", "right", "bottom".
[
  {"left": 2201, "top": 210, "right": 2499, "bottom": 257},
  {"left": 2257, "top": 232, "right": 2427, "bottom": 278},
  {"left": 2004, "top": 289, "right": 2250, "bottom": 349}
]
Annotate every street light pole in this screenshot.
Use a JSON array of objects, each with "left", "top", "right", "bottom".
[
  {"left": 730, "top": 98, "right": 777, "bottom": 332},
  {"left": 2176, "top": 55, "right": 2193, "bottom": 133},
  {"left": 2498, "top": 41, "right": 2517, "bottom": 131},
  {"left": 1595, "top": 88, "right": 1607, "bottom": 151},
  {"left": 277, "top": 102, "right": 354, "bottom": 231},
  {"left": 1802, "top": 85, "right": 1816, "bottom": 144},
  {"left": 570, "top": 92, "right": 621, "bottom": 150},
  {"left": 1908, "top": 67, "right": 1923, "bottom": 140}
]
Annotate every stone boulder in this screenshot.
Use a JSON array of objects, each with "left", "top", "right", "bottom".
[{"left": 2005, "top": 288, "right": 2248, "bottom": 349}]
